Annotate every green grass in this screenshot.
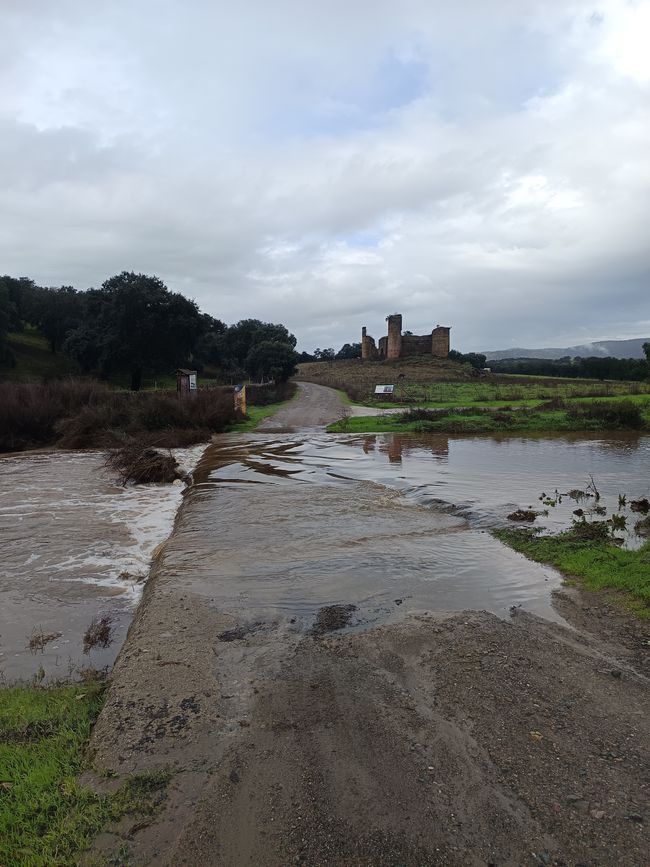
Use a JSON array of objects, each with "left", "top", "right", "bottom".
[
  {"left": 364, "top": 379, "right": 650, "bottom": 409},
  {"left": 328, "top": 400, "right": 650, "bottom": 434},
  {"left": 495, "top": 526, "right": 650, "bottom": 615},
  {"left": 230, "top": 389, "right": 299, "bottom": 432},
  {"left": 1, "top": 330, "right": 76, "bottom": 382},
  {"left": 0, "top": 682, "right": 171, "bottom": 867}
]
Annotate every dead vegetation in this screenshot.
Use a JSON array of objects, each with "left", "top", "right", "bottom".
[
  {"left": 635, "top": 516, "right": 650, "bottom": 536},
  {"left": 104, "top": 440, "right": 186, "bottom": 485},
  {"left": 507, "top": 509, "right": 539, "bottom": 522},
  {"left": 27, "top": 628, "right": 62, "bottom": 653},
  {"left": 83, "top": 615, "right": 114, "bottom": 653}
]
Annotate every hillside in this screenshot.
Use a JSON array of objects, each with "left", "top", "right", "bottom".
[
  {"left": 0, "top": 329, "right": 77, "bottom": 382},
  {"left": 296, "top": 356, "right": 473, "bottom": 401},
  {"left": 484, "top": 337, "right": 650, "bottom": 361}
]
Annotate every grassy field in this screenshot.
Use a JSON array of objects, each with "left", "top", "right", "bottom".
[
  {"left": 365, "top": 377, "right": 650, "bottom": 409},
  {"left": 329, "top": 396, "right": 650, "bottom": 434},
  {"left": 495, "top": 525, "right": 650, "bottom": 616},
  {"left": 1, "top": 330, "right": 76, "bottom": 382},
  {"left": 297, "top": 357, "right": 650, "bottom": 405},
  {"left": 0, "top": 681, "right": 170, "bottom": 866},
  {"left": 297, "top": 356, "right": 473, "bottom": 401}
]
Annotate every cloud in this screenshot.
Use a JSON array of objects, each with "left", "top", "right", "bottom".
[{"left": 0, "top": 0, "right": 648, "bottom": 350}]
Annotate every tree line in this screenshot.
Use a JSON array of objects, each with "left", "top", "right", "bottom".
[
  {"left": 488, "top": 353, "right": 650, "bottom": 381},
  {"left": 0, "top": 273, "right": 298, "bottom": 389}
]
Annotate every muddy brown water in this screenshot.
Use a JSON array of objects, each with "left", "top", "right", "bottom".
[
  {"left": 0, "top": 447, "right": 204, "bottom": 681},
  {"left": 1, "top": 431, "right": 648, "bottom": 682}
]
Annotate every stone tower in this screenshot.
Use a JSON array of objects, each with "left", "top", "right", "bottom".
[
  {"left": 386, "top": 314, "right": 402, "bottom": 360},
  {"left": 432, "top": 326, "right": 451, "bottom": 358}
]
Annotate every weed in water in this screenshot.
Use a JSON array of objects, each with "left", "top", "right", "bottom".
[
  {"left": 28, "top": 628, "right": 62, "bottom": 654},
  {"left": 83, "top": 616, "right": 114, "bottom": 654},
  {"left": 635, "top": 517, "right": 650, "bottom": 537}
]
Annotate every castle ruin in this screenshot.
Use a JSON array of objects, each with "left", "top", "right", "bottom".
[{"left": 361, "top": 314, "right": 450, "bottom": 361}]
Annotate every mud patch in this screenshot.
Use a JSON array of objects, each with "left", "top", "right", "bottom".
[
  {"left": 311, "top": 603, "right": 357, "bottom": 635},
  {"left": 507, "top": 508, "right": 539, "bottom": 522},
  {"left": 217, "top": 621, "right": 264, "bottom": 642}
]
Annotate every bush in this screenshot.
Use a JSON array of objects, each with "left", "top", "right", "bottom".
[
  {"left": 0, "top": 380, "right": 237, "bottom": 451},
  {"left": 105, "top": 442, "right": 183, "bottom": 485},
  {"left": 566, "top": 400, "right": 644, "bottom": 429}
]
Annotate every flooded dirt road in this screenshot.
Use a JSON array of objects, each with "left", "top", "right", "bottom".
[{"left": 89, "top": 385, "right": 650, "bottom": 866}]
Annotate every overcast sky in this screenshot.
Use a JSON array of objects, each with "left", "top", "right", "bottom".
[{"left": 1, "top": 0, "right": 649, "bottom": 351}]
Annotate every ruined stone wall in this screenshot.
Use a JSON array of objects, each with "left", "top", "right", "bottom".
[
  {"left": 432, "top": 326, "right": 451, "bottom": 358},
  {"left": 362, "top": 315, "right": 451, "bottom": 360},
  {"left": 401, "top": 334, "right": 432, "bottom": 356},
  {"left": 386, "top": 314, "right": 402, "bottom": 360},
  {"left": 361, "top": 327, "right": 378, "bottom": 360}
]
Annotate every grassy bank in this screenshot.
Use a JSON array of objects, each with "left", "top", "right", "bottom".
[
  {"left": 495, "top": 525, "right": 650, "bottom": 616},
  {"left": 365, "top": 378, "right": 650, "bottom": 409},
  {"left": 231, "top": 382, "right": 298, "bottom": 432},
  {"left": 329, "top": 398, "right": 650, "bottom": 434},
  {"left": 0, "top": 681, "right": 170, "bottom": 866}
]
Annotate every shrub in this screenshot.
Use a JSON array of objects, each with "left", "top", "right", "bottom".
[
  {"left": 0, "top": 380, "right": 238, "bottom": 451},
  {"left": 566, "top": 400, "right": 644, "bottom": 429}
]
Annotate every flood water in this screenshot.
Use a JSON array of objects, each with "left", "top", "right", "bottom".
[
  {"left": 0, "top": 446, "right": 204, "bottom": 681},
  {"left": 1, "top": 432, "right": 648, "bottom": 681}
]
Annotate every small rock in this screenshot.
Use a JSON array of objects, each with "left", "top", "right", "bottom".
[
  {"left": 590, "top": 809, "right": 605, "bottom": 820},
  {"left": 610, "top": 669, "right": 622, "bottom": 678},
  {"left": 394, "top": 598, "right": 403, "bottom": 605},
  {"left": 566, "top": 794, "right": 583, "bottom": 804},
  {"left": 229, "top": 769, "right": 240, "bottom": 784},
  {"left": 538, "top": 852, "right": 552, "bottom": 866}
]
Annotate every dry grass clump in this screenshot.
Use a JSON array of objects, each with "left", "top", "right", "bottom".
[
  {"left": 27, "top": 628, "right": 62, "bottom": 653},
  {"left": 105, "top": 441, "right": 183, "bottom": 485},
  {"left": 83, "top": 615, "right": 113, "bottom": 653}
]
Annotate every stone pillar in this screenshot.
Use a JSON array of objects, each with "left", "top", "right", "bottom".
[
  {"left": 386, "top": 314, "right": 402, "bottom": 360},
  {"left": 361, "top": 327, "right": 377, "bottom": 360},
  {"left": 431, "top": 326, "right": 451, "bottom": 358}
]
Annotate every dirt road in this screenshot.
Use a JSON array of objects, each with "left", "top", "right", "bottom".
[
  {"left": 257, "top": 381, "right": 347, "bottom": 430},
  {"left": 89, "top": 385, "right": 650, "bottom": 866}
]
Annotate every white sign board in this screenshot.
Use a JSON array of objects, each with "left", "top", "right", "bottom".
[
  {"left": 189, "top": 373, "right": 197, "bottom": 390},
  {"left": 374, "top": 384, "right": 394, "bottom": 394}
]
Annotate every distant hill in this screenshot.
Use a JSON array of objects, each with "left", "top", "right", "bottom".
[{"left": 484, "top": 337, "right": 649, "bottom": 361}]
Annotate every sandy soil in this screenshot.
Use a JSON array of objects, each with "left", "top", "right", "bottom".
[{"left": 87, "top": 386, "right": 650, "bottom": 866}]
